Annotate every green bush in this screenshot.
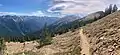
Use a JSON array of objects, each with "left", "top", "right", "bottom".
[
  {"left": 0, "top": 38, "right": 6, "bottom": 55},
  {"left": 36, "top": 23, "right": 53, "bottom": 48},
  {"left": 36, "top": 37, "right": 52, "bottom": 49}
]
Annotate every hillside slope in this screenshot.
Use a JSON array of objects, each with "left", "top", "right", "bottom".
[
  {"left": 38, "top": 30, "right": 81, "bottom": 55},
  {"left": 83, "top": 11, "right": 120, "bottom": 55},
  {"left": 37, "top": 11, "right": 120, "bottom": 55},
  {"left": 6, "top": 29, "right": 81, "bottom": 55},
  {"left": 5, "top": 11, "right": 120, "bottom": 55}
]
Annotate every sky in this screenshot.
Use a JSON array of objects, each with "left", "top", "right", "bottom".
[
  {"left": 0, "top": 0, "right": 54, "bottom": 16},
  {"left": 0, "top": 0, "right": 120, "bottom": 17}
]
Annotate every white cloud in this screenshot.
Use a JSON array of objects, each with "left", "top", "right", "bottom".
[
  {"left": 0, "top": 12, "right": 19, "bottom": 15},
  {"left": 49, "top": 0, "right": 120, "bottom": 15},
  {"left": 0, "top": 11, "right": 48, "bottom": 16},
  {"left": 0, "top": 12, "right": 33, "bottom": 16},
  {"left": 0, "top": 10, "right": 62, "bottom": 17},
  {"left": 31, "top": 11, "right": 45, "bottom": 16}
]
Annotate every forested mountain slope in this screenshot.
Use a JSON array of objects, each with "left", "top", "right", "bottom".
[{"left": 0, "top": 15, "right": 58, "bottom": 36}]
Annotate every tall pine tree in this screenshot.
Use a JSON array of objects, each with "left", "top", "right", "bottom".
[
  {"left": 112, "top": 4, "right": 118, "bottom": 12},
  {"left": 105, "top": 4, "right": 112, "bottom": 16},
  {"left": 37, "top": 23, "right": 52, "bottom": 48}
]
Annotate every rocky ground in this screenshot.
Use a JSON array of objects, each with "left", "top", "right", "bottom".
[{"left": 83, "top": 11, "right": 120, "bottom": 55}]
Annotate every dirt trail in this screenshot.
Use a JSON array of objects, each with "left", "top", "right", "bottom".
[{"left": 80, "top": 29, "right": 90, "bottom": 55}]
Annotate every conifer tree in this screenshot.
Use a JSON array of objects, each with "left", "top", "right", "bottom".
[
  {"left": 105, "top": 4, "right": 112, "bottom": 15},
  {"left": 0, "top": 38, "right": 6, "bottom": 55},
  {"left": 37, "top": 23, "right": 52, "bottom": 48},
  {"left": 112, "top": 4, "right": 118, "bottom": 12},
  {"left": 109, "top": 4, "right": 112, "bottom": 14}
]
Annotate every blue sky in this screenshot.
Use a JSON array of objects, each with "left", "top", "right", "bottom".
[
  {"left": 0, "top": 0, "right": 57, "bottom": 16},
  {"left": 0, "top": 0, "right": 51, "bottom": 12},
  {"left": 0, "top": 0, "right": 120, "bottom": 17}
]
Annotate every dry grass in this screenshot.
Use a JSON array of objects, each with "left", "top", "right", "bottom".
[
  {"left": 38, "top": 30, "right": 81, "bottom": 55},
  {"left": 5, "top": 41, "right": 38, "bottom": 55},
  {"left": 5, "top": 30, "right": 81, "bottom": 55}
]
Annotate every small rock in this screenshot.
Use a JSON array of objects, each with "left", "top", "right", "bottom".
[
  {"left": 108, "top": 48, "right": 113, "bottom": 52},
  {"left": 22, "top": 53, "right": 25, "bottom": 55},
  {"left": 100, "top": 37, "right": 104, "bottom": 40}
]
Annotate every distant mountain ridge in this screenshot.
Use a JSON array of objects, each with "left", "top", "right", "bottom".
[
  {"left": 52, "top": 15, "right": 81, "bottom": 26},
  {"left": 0, "top": 4, "right": 117, "bottom": 38},
  {"left": 26, "top": 15, "right": 81, "bottom": 37},
  {"left": 0, "top": 15, "right": 58, "bottom": 36},
  {"left": 27, "top": 11, "right": 106, "bottom": 37},
  {"left": 48, "top": 11, "right": 105, "bottom": 35}
]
